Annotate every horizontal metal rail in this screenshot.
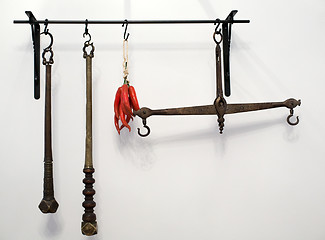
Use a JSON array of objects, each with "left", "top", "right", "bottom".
[{"left": 14, "top": 19, "right": 250, "bottom": 24}]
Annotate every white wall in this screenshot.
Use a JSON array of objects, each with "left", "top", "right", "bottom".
[{"left": 2, "top": 0, "right": 325, "bottom": 239}]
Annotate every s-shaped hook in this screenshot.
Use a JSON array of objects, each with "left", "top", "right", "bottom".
[
  {"left": 41, "top": 19, "right": 54, "bottom": 65},
  {"left": 41, "top": 19, "right": 53, "bottom": 50},
  {"left": 83, "top": 19, "right": 92, "bottom": 44}
]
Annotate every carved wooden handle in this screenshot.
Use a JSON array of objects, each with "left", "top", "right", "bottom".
[{"left": 81, "top": 167, "right": 97, "bottom": 236}]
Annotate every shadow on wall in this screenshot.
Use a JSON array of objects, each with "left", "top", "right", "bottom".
[
  {"left": 117, "top": 130, "right": 156, "bottom": 170},
  {"left": 198, "top": 0, "right": 218, "bottom": 19},
  {"left": 41, "top": 215, "right": 62, "bottom": 237},
  {"left": 149, "top": 116, "right": 294, "bottom": 145}
]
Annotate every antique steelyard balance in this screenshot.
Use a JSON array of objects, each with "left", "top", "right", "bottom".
[
  {"left": 130, "top": 14, "right": 301, "bottom": 136},
  {"left": 14, "top": 10, "right": 301, "bottom": 236},
  {"left": 133, "top": 28, "right": 301, "bottom": 136}
]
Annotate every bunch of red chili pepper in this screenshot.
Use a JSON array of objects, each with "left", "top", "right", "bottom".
[{"left": 114, "top": 83, "right": 140, "bottom": 134}]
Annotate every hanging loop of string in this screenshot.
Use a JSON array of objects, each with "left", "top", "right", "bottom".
[
  {"left": 122, "top": 20, "right": 130, "bottom": 85},
  {"left": 123, "top": 39, "right": 129, "bottom": 84}
]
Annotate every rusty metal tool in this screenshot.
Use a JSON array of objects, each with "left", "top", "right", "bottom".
[{"left": 134, "top": 22, "right": 301, "bottom": 137}]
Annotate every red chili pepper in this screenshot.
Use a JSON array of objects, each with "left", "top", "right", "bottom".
[
  {"left": 129, "top": 99, "right": 133, "bottom": 111},
  {"left": 128, "top": 85, "right": 140, "bottom": 111},
  {"left": 121, "top": 84, "right": 133, "bottom": 116},
  {"left": 114, "top": 114, "right": 120, "bottom": 134},
  {"left": 114, "top": 87, "right": 121, "bottom": 118},
  {"left": 119, "top": 103, "right": 131, "bottom": 132},
  {"left": 119, "top": 114, "right": 133, "bottom": 131}
]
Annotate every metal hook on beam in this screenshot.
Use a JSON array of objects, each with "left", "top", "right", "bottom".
[
  {"left": 137, "top": 119, "right": 150, "bottom": 137},
  {"left": 287, "top": 109, "right": 299, "bottom": 126}
]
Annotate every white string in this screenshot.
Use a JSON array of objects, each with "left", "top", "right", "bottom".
[{"left": 123, "top": 39, "right": 129, "bottom": 84}]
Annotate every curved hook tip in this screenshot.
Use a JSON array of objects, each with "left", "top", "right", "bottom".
[
  {"left": 125, "top": 33, "right": 130, "bottom": 41},
  {"left": 137, "top": 125, "right": 150, "bottom": 137},
  {"left": 41, "top": 31, "right": 54, "bottom": 50},
  {"left": 83, "top": 32, "right": 92, "bottom": 43},
  {"left": 287, "top": 115, "right": 299, "bottom": 126}
]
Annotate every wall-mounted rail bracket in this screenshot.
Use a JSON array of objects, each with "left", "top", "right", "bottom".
[
  {"left": 25, "top": 11, "right": 40, "bottom": 100},
  {"left": 222, "top": 10, "right": 237, "bottom": 97}
]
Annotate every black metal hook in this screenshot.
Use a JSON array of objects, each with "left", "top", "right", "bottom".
[
  {"left": 214, "top": 19, "right": 221, "bottom": 33},
  {"left": 41, "top": 19, "right": 53, "bottom": 50},
  {"left": 213, "top": 30, "right": 223, "bottom": 45},
  {"left": 137, "top": 119, "right": 150, "bottom": 137},
  {"left": 122, "top": 19, "right": 130, "bottom": 41},
  {"left": 287, "top": 109, "right": 299, "bottom": 126},
  {"left": 84, "top": 19, "right": 89, "bottom": 34},
  {"left": 213, "top": 18, "right": 223, "bottom": 45},
  {"left": 43, "top": 19, "right": 49, "bottom": 33},
  {"left": 83, "top": 19, "right": 92, "bottom": 43}
]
